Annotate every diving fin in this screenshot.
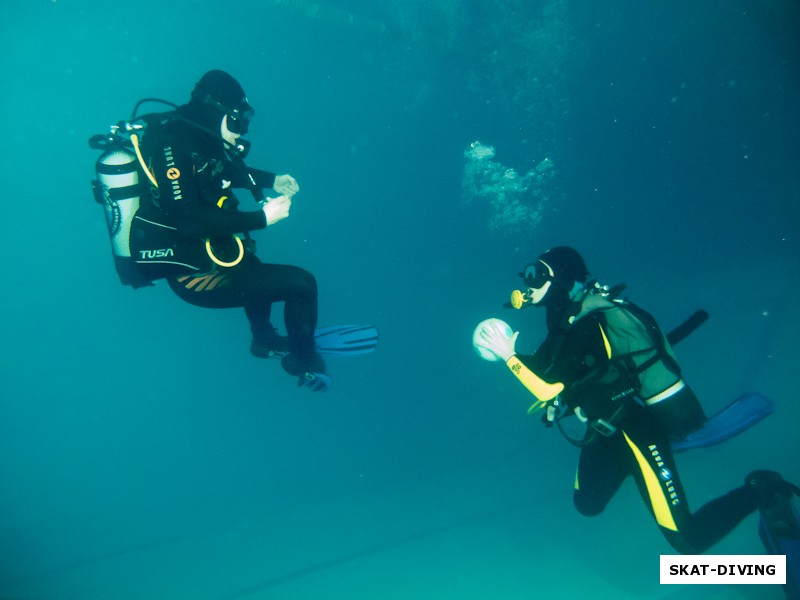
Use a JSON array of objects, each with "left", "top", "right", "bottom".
[
  {"left": 671, "top": 392, "right": 774, "bottom": 453},
  {"left": 314, "top": 324, "right": 379, "bottom": 356},
  {"left": 252, "top": 324, "right": 379, "bottom": 359},
  {"left": 758, "top": 482, "right": 800, "bottom": 599}
]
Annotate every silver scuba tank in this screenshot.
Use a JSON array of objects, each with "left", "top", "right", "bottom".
[
  {"left": 91, "top": 145, "right": 152, "bottom": 287},
  {"left": 96, "top": 148, "right": 140, "bottom": 258}
]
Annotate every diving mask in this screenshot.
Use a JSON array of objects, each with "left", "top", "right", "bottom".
[
  {"left": 224, "top": 104, "right": 254, "bottom": 135},
  {"left": 512, "top": 259, "right": 555, "bottom": 307},
  {"left": 197, "top": 94, "right": 255, "bottom": 135}
]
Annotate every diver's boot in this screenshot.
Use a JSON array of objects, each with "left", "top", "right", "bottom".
[
  {"left": 250, "top": 328, "right": 290, "bottom": 359},
  {"left": 301, "top": 371, "right": 333, "bottom": 392},
  {"left": 746, "top": 470, "right": 800, "bottom": 538}
]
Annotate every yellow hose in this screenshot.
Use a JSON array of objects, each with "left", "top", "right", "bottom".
[
  {"left": 130, "top": 133, "right": 159, "bottom": 188},
  {"left": 205, "top": 237, "right": 245, "bottom": 268}
]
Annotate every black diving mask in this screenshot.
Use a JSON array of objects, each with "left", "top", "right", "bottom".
[
  {"left": 512, "top": 259, "right": 555, "bottom": 307},
  {"left": 521, "top": 261, "right": 553, "bottom": 289},
  {"left": 197, "top": 94, "right": 255, "bottom": 135},
  {"left": 225, "top": 104, "right": 254, "bottom": 135}
]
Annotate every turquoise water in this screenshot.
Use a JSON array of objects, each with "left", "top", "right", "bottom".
[{"left": 0, "top": 1, "right": 797, "bottom": 598}]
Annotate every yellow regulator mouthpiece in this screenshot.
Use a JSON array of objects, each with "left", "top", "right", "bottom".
[{"left": 510, "top": 289, "right": 529, "bottom": 310}]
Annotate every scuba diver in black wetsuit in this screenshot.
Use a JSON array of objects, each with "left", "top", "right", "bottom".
[
  {"left": 94, "top": 70, "right": 329, "bottom": 391},
  {"left": 473, "top": 246, "right": 798, "bottom": 554}
]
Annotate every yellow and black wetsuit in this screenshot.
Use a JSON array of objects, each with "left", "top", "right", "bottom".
[{"left": 514, "top": 308, "right": 760, "bottom": 554}]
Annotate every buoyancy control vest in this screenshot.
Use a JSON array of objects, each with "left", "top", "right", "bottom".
[
  {"left": 553, "top": 283, "right": 706, "bottom": 445},
  {"left": 89, "top": 99, "right": 273, "bottom": 288}
]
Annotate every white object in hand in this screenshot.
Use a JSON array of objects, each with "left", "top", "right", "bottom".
[{"left": 472, "top": 318, "right": 517, "bottom": 362}]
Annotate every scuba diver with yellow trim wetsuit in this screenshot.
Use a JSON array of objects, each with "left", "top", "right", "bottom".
[
  {"left": 474, "top": 246, "right": 799, "bottom": 555},
  {"left": 95, "top": 70, "right": 329, "bottom": 391}
]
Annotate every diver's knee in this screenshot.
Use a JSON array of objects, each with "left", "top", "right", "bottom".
[
  {"left": 297, "top": 268, "right": 317, "bottom": 294},
  {"left": 662, "top": 532, "right": 698, "bottom": 555},
  {"left": 574, "top": 493, "right": 605, "bottom": 517}
]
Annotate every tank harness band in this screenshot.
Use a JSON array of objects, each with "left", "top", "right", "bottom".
[
  {"left": 644, "top": 379, "right": 686, "bottom": 406},
  {"left": 96, "top": 161, "right": 137, "bottom": 176}
]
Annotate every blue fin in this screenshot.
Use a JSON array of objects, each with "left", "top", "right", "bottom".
[
  {"left": 759, "top": 488, "right": 800, "bottom": 599},
  {"left": 315, "top": 324, "right": 379, "bottom": 356},
  {"left": 671, "top": 392, "right": 774, "bottom": 453}
]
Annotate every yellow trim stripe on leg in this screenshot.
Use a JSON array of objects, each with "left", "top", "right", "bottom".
[{"left": 623, "top": 431, "right": 678, "bottom": 531}]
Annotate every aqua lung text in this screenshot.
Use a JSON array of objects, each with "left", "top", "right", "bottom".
[
  {"left": 163, "top": 146, "right": 183, "bottom": 200},
  {"left": 649, "top": 444, "right": 680, "bottom": 505}
]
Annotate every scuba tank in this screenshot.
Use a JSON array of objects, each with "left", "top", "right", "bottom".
[
  {"left": 91, "top": 145, "right": 145, "bottom": 287},
  {"left": 89, "top": 99, "right": 178, "bottom": 288}
]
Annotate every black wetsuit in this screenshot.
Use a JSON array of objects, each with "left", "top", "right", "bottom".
[
  {"left": 520, "top": 304, "right": 760, "bottom": 554},
  {"left": 129, "top": 104, "right": 318, "bottom": 361}
]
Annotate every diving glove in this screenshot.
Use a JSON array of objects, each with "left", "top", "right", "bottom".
[
  {"left": 262, "top": 195, "right": 291, "bottom": 226},
  {"left": 273, "top": 174, "right": 300, "bottom": 197},
  {"left": 475, "top": 319, "right": 519, "bottom": 362}
]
